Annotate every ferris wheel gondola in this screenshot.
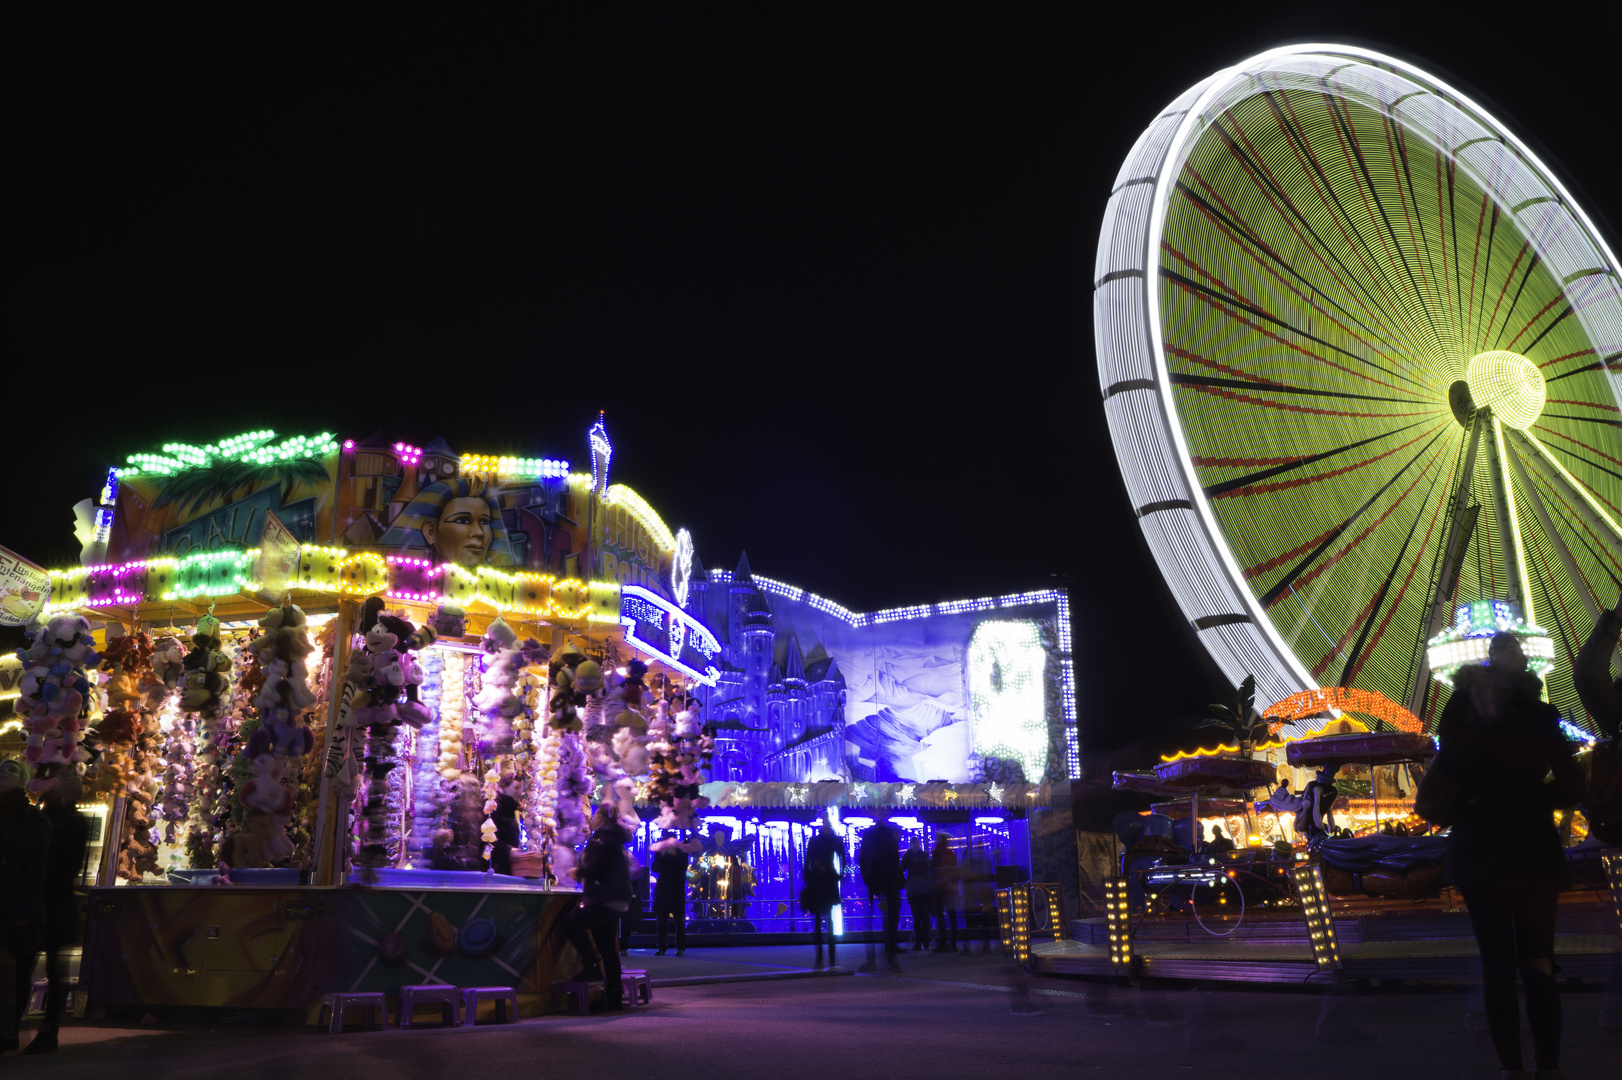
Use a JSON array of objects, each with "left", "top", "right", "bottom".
[{"left": 1095, "top": 44, "right": 1622, "bottom": 730}]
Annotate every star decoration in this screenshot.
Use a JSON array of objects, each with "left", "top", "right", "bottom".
[
  {"left": 898, "top": 784, "right": 916, "bottom": 803},
  {"left": 943, "top": 788, "right": 960, "bottom": 804},
  {"left": 787, "top": 783, "right": 807, "bottom": 805},
  {"left": 987, "top": 782, "right": 1005, "bottom": 804}
]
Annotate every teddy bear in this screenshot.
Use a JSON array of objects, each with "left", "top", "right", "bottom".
[{"left": 240, "top": 753, "right": 295, "bottom": 817}]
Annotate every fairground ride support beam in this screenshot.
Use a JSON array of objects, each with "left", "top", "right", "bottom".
[
  {"left": 1509, "top": 428, "right": 1622, "bottom": 549},
  {"left": 1485, "top": 412, "right": 1530, "bottom": 616},
  {"left": 1504, "top": 435, "right": 1621, "bottom": 674},
  {"left": 1407, "top": 412, "right": 1486, "bottom": 719}
]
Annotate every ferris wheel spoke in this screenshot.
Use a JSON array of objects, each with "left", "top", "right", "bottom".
[
  {"left": 1176, "top": 170, "right": 1431, "bottom": 374},
  {"left": 1202, "top": 420, "right": 1437, "bottom": 500},
  {"left": 1318, "top": 89, "right": 1448, "bottom": 351},
  {"left": 1213, "top": 111, "right": 1434, "bottom": 362},
  {"left": 1336, "top": 469, "right": 1453, "bottom": 688},
  {"left": 1262, "top": 88, "right": 1436, "bottom": 346},
  {"left": 1256, "top": 431, "right": 1452, "bottom": 608},
  {"left": 1160, "top": 266, "right": 1430, "bottom": 391}
]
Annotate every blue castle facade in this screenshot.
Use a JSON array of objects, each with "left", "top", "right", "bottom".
[{"left": 682, "top": 552, "right": 849, "bottom": 783}]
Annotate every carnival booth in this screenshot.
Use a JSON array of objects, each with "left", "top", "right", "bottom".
[
  {"left": 10, "top": 417, "right": 1084, "bottom": 1015},
  {"left": 13, "top": 418, "right": 725, "bottom": 1019}
]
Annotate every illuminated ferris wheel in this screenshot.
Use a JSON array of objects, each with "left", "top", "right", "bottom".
[{"left": 1095, "top": 44, "right": 1622, "bottom": 730}]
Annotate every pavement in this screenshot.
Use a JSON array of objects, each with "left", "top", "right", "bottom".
[{"left": 6, "top": 944, "right": 1620, "bottom": 1079}]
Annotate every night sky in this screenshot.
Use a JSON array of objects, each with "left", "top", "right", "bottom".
[{"left": 10, "top": 7, "right": 1619, "bottom": 762}]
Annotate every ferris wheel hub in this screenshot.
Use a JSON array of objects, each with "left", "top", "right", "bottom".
[{"left": 1465, "top": 350, "right": 1546, "bottom": 430}]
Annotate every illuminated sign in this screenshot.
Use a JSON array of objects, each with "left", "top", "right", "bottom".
[
  {"left": 620, "top": 584, "right": 720, "bottom": 685},
  {"left": 967, "top": 620, "right": 1048, "bottom": 784}
]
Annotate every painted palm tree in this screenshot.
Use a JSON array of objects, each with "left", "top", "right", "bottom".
[
  {"left": 1199, "top": 674, "right": 1270, "bottom": 755},
  {"left": 154, "top": 457, "right": 332, "bottom": 516}
]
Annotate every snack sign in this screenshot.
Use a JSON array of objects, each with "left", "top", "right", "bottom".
[{"left": 0, "top": 544, "right": 51, "bottom": 626}]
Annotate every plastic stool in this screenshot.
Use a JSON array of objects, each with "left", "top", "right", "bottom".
[
  {"left": 319, "top": 991, "right": 389, "bottom": 1033},
  {"left": 398, "top": 984, "right": 461, "bottom": 1028},
  {"left": 620, "top": 969, "right": 652, "bottom": 1006},
  {"left": 461, "top": 986, "right": 518, "bottom": 1026},
  {"left": 552, "top": 980, "right": 599, "bottom": 1016}
]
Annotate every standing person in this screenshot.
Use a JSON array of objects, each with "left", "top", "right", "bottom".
[
  {"left": 651, "top": 832, "right": 693, "bottom": 956},
  {"left": 856, "top": 816, "right": 903, "bottom": 972},
  {"left": 1423, "top": 633, "right": 1584, "bottom": 1079},
  {"left": 563, "top": 805, "right": 631, "bottom": 1011},
  {"left": 18, "top": 767, "right": 87, "bottom": 1055},
  {"left": 801, "top": 816, "right": 844, "bottom": 970},
  {"left": 619, "top": 856, "right": 648, "bottom": 956},
  {"left": 1205, "top": 824, "right": 1236, "bottom": 853},
  {"left": 0, "top": 759, "right": 49, "bottom": 1055},
  {"left": 901, "top": 837, "right": 932, "bottom": 951},
  {"left": 930, "top": 832, "right": 960, "bottom": 953}
]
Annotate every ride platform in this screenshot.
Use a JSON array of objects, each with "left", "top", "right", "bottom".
[{"left": 1034, "top": 894, "right": 1621, "bottom": 985}]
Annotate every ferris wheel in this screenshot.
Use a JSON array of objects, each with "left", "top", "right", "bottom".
[{"left": 1095, "top": 44, "right": 1622, "bottom": 731}]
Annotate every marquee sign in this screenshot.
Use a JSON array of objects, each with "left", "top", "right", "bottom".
[{"left": 620, "top": 584, "right": 720, "bottom": 686}]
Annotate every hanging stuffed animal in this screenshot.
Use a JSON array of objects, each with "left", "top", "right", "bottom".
[
  {"left": 17, "top": 614, "right": 98, "bottom": 773},
  {"left": 178, "top": 615, "right": 231, "bottom": 718}
]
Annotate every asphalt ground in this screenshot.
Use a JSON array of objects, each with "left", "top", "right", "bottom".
[{"left": 6, "top": 945, "right": 1619, "bottom": 1078}]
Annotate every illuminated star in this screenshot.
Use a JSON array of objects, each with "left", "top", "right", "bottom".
[
  {"left": 987, "top": 782, "right": 1005, "bottom": 804},
  {"left": 943, "top": 788, "right": 959, "bottom": 804},
  {"left": 898, "top": 784, "right": 916, "bottom": 803},
  {"left": 787, "top": 784, "right": 807, "bottom": 805}
]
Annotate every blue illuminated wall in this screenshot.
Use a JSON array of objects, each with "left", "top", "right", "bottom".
[{"left": 681, "top": 553, "right": 1075, "bottom": 786}]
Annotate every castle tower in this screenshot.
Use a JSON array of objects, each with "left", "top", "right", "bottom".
[
  {"left": 783, "top": 636, "right": 809, "bottom": 744},
  {"left": 734, "top": 552, "right": 776, "bottom": 730}
]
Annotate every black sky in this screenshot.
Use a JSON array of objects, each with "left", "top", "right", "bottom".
[{"left": 9, "top": 5, "right": 1619, "bottom": 755}]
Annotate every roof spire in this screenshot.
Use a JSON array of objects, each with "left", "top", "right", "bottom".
[{"left": 589, "top": 411, "right": 612, "bottom": 494}]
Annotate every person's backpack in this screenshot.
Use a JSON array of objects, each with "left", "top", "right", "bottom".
[{"left": 1585, "top": 737, "right": 1622, "bottom": 845}]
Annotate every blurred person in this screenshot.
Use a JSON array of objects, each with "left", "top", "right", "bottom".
[
  {"left": 619, "top": 855, "right": 648, "bottom": 956},
  {"left": 857, "top": 815, "right": 903, "bottom": 972},
  {"left": 1427, "top": 632, "right": 1584, "bottom": 1079},
  {"left": 960, "top": 840, "right": 997, "bottom": 954},
  {"left": 930, "top": 832, "right": 960, "bottom": 953},
  {"left": 1205, "top": 824, "right": 1236, "bottom": 853},
  {"left": 901, "top": 837, "right": 932, "bottom": 950},
  {"left": 563, "top": 805, "right": 631, "bottom": 1011},
  {"left": 801, "top": 815, "right": 844, "bottom": 970},
  {"left": 651, "top": 830, "right": 694, "bottom": 956},
  {"left": 17, "top": 766, "right": 87, "bottom": 1056},
  {"left": 0, "top": 759, "right": 49, "bottom": 1055}
]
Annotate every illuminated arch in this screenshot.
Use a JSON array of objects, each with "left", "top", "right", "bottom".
[{"left": 1262, "top": 687, "right": 1421, "bottom": 734}]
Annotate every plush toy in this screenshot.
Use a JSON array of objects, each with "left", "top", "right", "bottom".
[
  {"left": 177, "top": 615, "right": 231, "bottom": 717},
  {"left": 15, "top": 615, "right": 98, "bottom": 770}
]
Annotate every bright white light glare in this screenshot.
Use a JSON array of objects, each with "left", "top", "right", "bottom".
[
  {"left": 831, "top": 902, "right": 843, "bottom": 937},
  {"left": 968, "top": 619, "right": 1048, "bottom": 784},
  {"left": 974, "top": 816, "right": 1006, "bottom": 825},
  {"left": 1467, "top": 351, "right": 1546, "bottom": 430}
]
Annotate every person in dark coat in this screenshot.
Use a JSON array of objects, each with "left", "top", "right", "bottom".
[
  {"left": 930, "top": 832, "right": 960, "bottom": 953},
  {"left": 563, "top": 806, "right": 631, "bottom": 1010},
  {"left": 801, "top": 818, "right": 844, "bottom": 969},
  {"left": 651, "top": 832, "right": 693, "bottom": 956},
  {"left": 1434, "top": 634, "right": 1584, "bottom": 1078},
  {"left": 488, "top": 775, "right": 522, "bottom": 876},
  {"left": 0, "top": 758, "right": 50, "bottom": 1055},
  {"left": 901, "top": 838, "right": 932, "bottom": 950},
  {"left": 17, "top": 766, "right": 87, "bottom": 1055},
  {"left": 1573, "top": 593, "right": 1622, "bottom": 741},
  {"left": 856, "top": 816, "right": 902, "bottom": 972}
]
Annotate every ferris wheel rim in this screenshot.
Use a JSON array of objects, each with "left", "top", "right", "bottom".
[{"left": 1105, "top": 42, "right": 1622, "bottom": 706}]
